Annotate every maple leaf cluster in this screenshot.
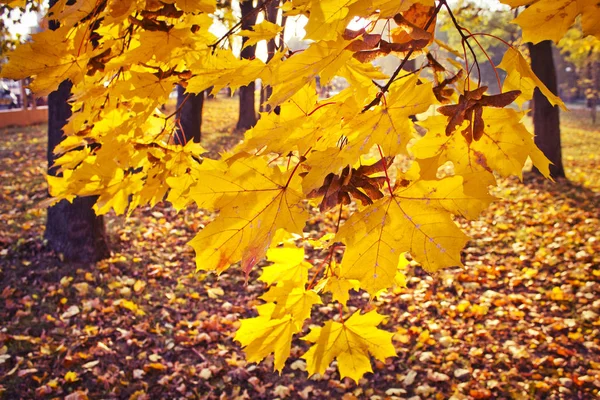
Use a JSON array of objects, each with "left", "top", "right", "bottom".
[{"left": 1, "top": 0, "right": 596, "bottom": 381}]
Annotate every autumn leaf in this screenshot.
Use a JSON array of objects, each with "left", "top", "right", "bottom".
[
  {"left": 187, "top": 155, "right": 308, "bottom": 275},
  {"left": 335, "top": 173, "right": 493, "bottom": 295},
  {"left": 260, "top": 246, "right": 312, "bottom": 286},
  {"left": 64, "top": 371, "right": 79, "bottom": 383},
  {"left": 501, "top": 0, "right": 600, "bottom": 43},
  {"left": 323, "top": 275, "right": 360, "bottom": 306},
  {"left": 414, "top": 109, "right": 551, "bottom": 179},
  {"left": 238, "top": 20, "right": 283, "bottom": 49},
  {"left": 306, "top": 157, "right": 392, "bottom": 212},
  {"left": 391, "top": 3, "right": 436, "bottom": 46},
  {"left": 186, "top": 49, "right": 270, "bottom": 95},
  {"left": 267, "top": 38, "right": 353, "bottom": 107},
  {"left": 0, "top": 26, "right": 98, "bottom": 95},
  {"left": 437, "top": 86, "right": 521, "bottom": 141},
  {"left": 302, "top": 310, "right": 396, "bottom": 382},
  {"left": 301, "top": 74, "right": 435, "bottom": 194},
  {"left": 238, "top": 82, "right": 322, "bottom": 155},
  {"left": 235, "top": 304, "right": 297, "bottom": 372},
  {"left": 498, "top": 47, "right": 567, "bottom": 110},
  {"left": 303, "top": 0, "right": 361, "bottom": 42},
  {"left": 261, "top": 282, "right": 322, "bottom": 328}
]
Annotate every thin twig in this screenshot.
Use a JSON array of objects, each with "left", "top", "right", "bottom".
[
  {"left": 165, "top": 93, "right": 191, "bottom": 120},
  {"left": 460, "top": 27, "right": 502, "bottom": 92},
  {"left": 440, "top": 0, "right": 482, "bottom": 88},
  {"left": 209, "top": 0, "right": 274, "bottom": 51},
  {"left": 362, "top": 0, "right": 444, "bottom": 112}
]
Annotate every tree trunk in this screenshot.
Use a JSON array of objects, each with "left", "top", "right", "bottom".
[
  {"left": 587, "top": 60, "right": 598, "bottom": 124},
  {"left": 175, "top": 84, "right": 203, "bottom": 144},
  {"left": 236, "top": 0, "right": 258, "bottom": 130},
  {"left": 528, "top": 40, "right": 566, "bottom": 179},
  {"left": 45, "top": 0, "right": 109, "bottom": 263},
  {"left": 259, "top": 0, "right": 279, "bottom": 113}
]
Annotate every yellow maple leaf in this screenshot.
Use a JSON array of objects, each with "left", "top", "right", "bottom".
[
  {"left": 64, "top": 371, "right": 79, "bottom": 383},
  {"left": 261, "top": 283, "right": 322, "bottom": 328},
  {"left": 323, "top": 275, "right": 359, "bottom": 306},
  {"left": 344, "top": 74, "right": 435, "bottom": 157},
  {"left": 1, "top": 26, "right": 95, "bottom": 95},
  {"left": 301, "top": 75, "right": 434, "bottom": 194},
  {"left": 260, "top": 246, "right": 312, "bottom": 286},
  {"left": 235, "top": 304, "right": 297, "bottom": 372},
  {"left": 186, "top": 50, "right": 270, "bottom": 95},
  {"left": 188, "top": 156, "right": 308, "bottom": 274},
  {"left": 302, "top": 310, "right": 396, "bottom": 382},
  {"left": 336, "top": 172, "right": 495, "bottom": 295},
  {"left": 165, "top": 153, "right": 218, "bottom": 212},
  {"left": 238, "top": 82, "right": 322, "bottom": 155},
  {"left": 267, "top": 38, "right": 353, "bottom": 107},
  {"left": 107, "top": 21, "right": 214, "bottom": 71},
  {"left": 414, "top": 109, "right": 551, "bottom": 179},
  {"left": 113, "top": 72, "right": 177, "bottom": 102},
  {"left": 304, "top": 0, "right": 360, "bottom": 41},
  {"left": 238, "top": 20, "right": 283, "bottom": 49},
  {"left": 498, "top": 47, "right": 566, "bottom": 110},
  {"left": 503, "top": 0, "right": 600, "bottom": 43},
  {"left": 164, "top": 0, "right": 216, "bottom": 13},
  {"left": 337, "top": 57, "right": 388, "bottom": 99}
]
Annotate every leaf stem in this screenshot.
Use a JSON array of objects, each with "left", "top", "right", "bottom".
[
  {"left": 283, "top": 147, "right": 311, "bottom": 188},
  {"left": 460, "top": 27, "right": 502, "bottom": 92},
  {"left": 166, "top": 93, "right": 191, "bottom": 120},
  {"left": 307, "top": 243, "right": 338, "bottom": 290},
  {"left": 307, "top": 102, "right": 337, "bottom": 117},
  {"left": 440, "top": 0, "right": 482, "bottom": 89},
  {"left": 466, "top": 32, "right": 514, "bottom": 50},
  {"left": 377, "top": 145, "right": 394, "bottom": 195}
]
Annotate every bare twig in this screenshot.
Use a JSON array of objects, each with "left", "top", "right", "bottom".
[
  {"left": 209, "top": 0, "right": 274, "bottom": 52},
  {"left": 362, "top": 0, "right": 444, "bottom": 112},
  {"left": 440, "top": 0, "right": 482, "bottom": 89}
]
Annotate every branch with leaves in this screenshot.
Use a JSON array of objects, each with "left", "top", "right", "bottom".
[{"left": 0, "top": 0, "right": 595, "bottom": 381}]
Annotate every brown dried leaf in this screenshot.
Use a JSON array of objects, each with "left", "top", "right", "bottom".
[
  {"left": 391, "top": 4, "right": 436, "bottom": 46},
  {"left": 426, "top": 53, "right": 445, "bottom": 72},
  {"left": 346, "top": 34, "right": 382, "bottom": 51},
  {"left": 308, "top": 158, "right": 393, "bottom": 211}
]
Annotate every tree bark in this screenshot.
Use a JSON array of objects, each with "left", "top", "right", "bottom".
[
  {"left": 236, "top": 0, "right": 258, "bottom": 130},
  {"left": 45, "top": 0, "right": 109, "bottom": 263},
  {"left": 259, "top": 0, "right": 279, "bottom": 113},
  {"left": 175, "top": 84, "right": 203, "bottom": 144},
  {"left": 528, "top": 40, "right": 566, "bottom": 179}
]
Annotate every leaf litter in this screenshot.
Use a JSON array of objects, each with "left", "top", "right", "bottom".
[{"left": 0, "top": 101, "right": 599, "bottom": 399}]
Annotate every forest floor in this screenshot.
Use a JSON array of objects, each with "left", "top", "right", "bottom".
[{"left": 0, "top": 98, "right": 599, "bottom": 400}]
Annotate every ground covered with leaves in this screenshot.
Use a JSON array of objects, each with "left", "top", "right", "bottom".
[{"left": 1, "top": 100, "right": 599, "bottom": 399}]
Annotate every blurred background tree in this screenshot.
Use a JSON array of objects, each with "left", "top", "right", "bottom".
[{"left": 559, "top": 25, "right": 600, "bottom": 123}]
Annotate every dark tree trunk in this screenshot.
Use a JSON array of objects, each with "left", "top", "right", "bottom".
[
  {"left": 528, "top": 40, "right": 566, "bottom": 179},
  {"left": 587, "top": 60, "right": 598, "bottom": 124},
  {"left": 45, "top": 4, "right": 110, "bottom": 263},
  {"left": 236, "top": 0, "right": 258, "bottom": 130},
  {"left": 45, "top": 195, "right": 109, "bottom": 263},
  {"left": 259, "top": 0, "right": 279, "bottom": 113},
  {"left": 175, "top": 85, "right": 203, "bottom": 144}
]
